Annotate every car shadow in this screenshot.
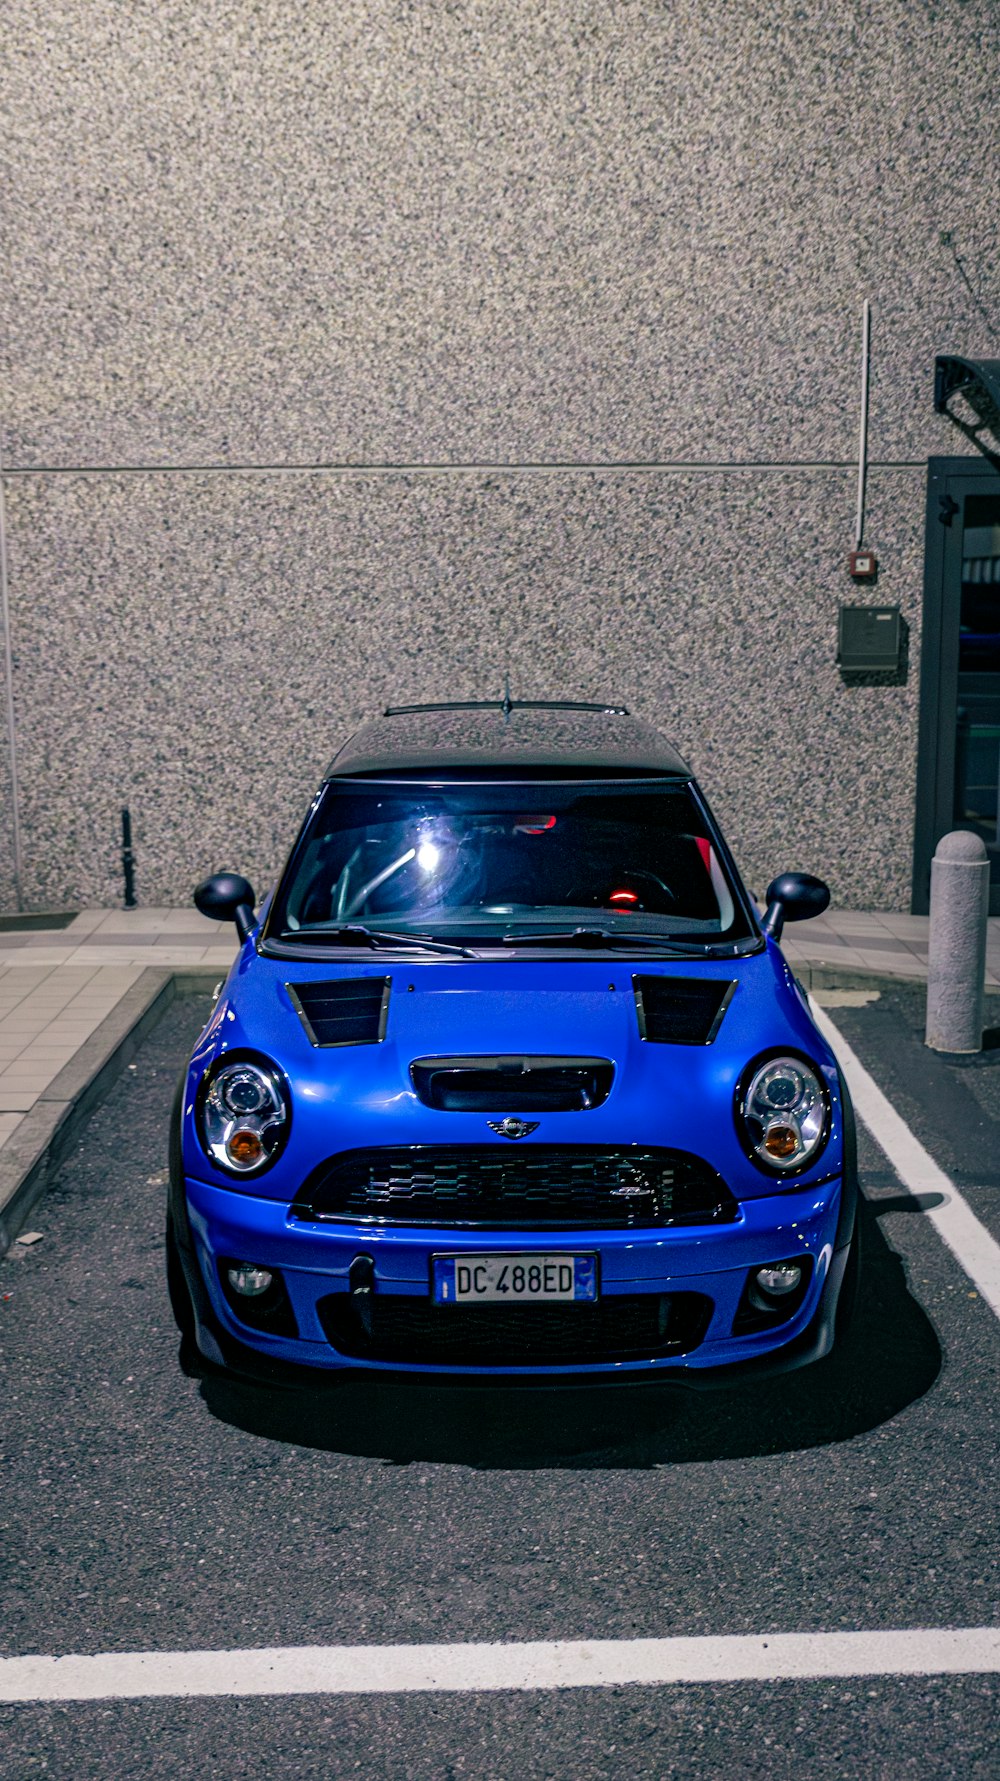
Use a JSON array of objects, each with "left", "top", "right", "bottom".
[{"left": 197, "top": 1196, "right": 941, "bottom": 1469}]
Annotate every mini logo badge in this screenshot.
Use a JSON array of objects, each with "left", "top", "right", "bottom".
[{"left": 487, "top": 1118, "right": 539, "bottom": 1141}]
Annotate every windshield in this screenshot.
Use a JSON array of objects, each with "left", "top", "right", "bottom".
[{"left": 266, "top": 778, "right": 754, "bottom": 947}]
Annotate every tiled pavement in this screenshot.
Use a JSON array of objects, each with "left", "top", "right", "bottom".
[
  {"left": 0, "top": 905, "right": 997, "bottom": 1165},
  {"left": 782, "top": 907, "right": 1000, "bottom": 983},
  {"left": 0, "top": 909, "right": 236, "bottom": 1160}
]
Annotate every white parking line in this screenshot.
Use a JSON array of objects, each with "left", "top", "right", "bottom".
[
  {"left": 808, "top": 996, "right": 1000, "bottom": 1321},
  {"left": 2, "top": 1628, "right": 999, "bottom": 1703}
]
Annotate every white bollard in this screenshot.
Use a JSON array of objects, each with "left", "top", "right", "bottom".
[{"left": 925, "top": 830, "right": 989, "bottom": 1054}]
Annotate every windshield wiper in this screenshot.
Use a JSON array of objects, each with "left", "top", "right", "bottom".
[
  {"left": 499, "top": 928, "right": 708, "bottom": 955},
  {"left": 281, "top": 924, "right": 478, "bottom": 958}
]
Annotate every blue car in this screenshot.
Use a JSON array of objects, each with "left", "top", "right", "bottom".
[{"left": 167, "top": 699, "right": 860, "bottom": 1385}]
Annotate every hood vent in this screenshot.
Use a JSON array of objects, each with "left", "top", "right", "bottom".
[
  {"left": 411, "top": 1056, "right": 614, "bottom": 1113},
  {"left": 633, "top": 976, "right": 736, "bottom": 1045},
  {"left": 286, "top": 976, "right": 390, "bottom": 1047}
]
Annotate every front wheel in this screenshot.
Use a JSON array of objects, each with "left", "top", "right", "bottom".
[
  {"left": 165, "top": 1211, "right": 200, "bottom": 1365},
  {"left": 834, "top": 1194, "right": 866, "bottom": 1343}
]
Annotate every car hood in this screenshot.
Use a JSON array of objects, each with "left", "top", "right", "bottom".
[{"left": 181, "top": 942, "right": 844, "bottom": 1202}]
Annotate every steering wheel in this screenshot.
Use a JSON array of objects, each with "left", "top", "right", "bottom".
[{"left": 608, "top": 868, "right": 678, "bottom": 907}]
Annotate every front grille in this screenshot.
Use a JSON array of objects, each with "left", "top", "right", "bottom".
[
  {"left": 317, "top": 1290, "right": 713, "bottom": 1366},
  {"left": 292, "top": 1145, "right": 739, "bottom": 1230}
]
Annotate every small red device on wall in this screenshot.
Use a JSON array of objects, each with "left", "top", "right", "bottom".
[{"left": 848, "top": 549, "right": 878, "bottom": 580}]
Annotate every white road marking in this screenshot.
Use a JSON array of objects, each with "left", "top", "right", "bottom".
[
  {"left": 1, "top": 1629, "right": 999, "bottom": 1703},
  {"left": 808, "top": 996, "right": 1000, "bottom": 1321}
]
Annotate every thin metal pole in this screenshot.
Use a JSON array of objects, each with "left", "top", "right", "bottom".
[
  {"left": 854, "top": 299, "right": 871, "bottom": 551},
  {"left": 121, "top": 806, "right": 137, "bottom": 908},
  {"left": 0, "top": 438, "right": 24, "bottom": 911}
]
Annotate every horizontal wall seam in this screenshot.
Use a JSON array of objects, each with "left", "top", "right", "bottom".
[{"left": 0, "top": 459, "right": 929, "bottom": 478}]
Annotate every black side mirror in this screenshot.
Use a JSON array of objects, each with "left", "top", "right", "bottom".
[
  {"left": 194, "top": 873, "right": 257, "bottom": 943},
  {"left": 761, "top": 872, "right": 830, "bottom": 941}
]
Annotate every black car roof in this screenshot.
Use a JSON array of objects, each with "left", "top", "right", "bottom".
[{"left": 324, "top": 700, "right": 692, "bottom": 780}]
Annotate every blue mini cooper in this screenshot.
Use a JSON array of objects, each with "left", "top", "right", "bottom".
[{"left": 167, "top": 699, "right": 860, "bottom": 1384}]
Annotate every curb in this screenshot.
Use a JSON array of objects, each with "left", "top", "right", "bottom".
[
  {"left": 797, "top": 961, "right": 1000, "bottom": 996},
  {"left": 0, "top": 966, "right": 218, "bottom": 1256},
  {"left": 792, "top": 963, "right": 912, "bottom": 991}
]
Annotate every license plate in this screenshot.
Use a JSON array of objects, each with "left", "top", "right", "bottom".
[{"left": 432, "top": 1254, "right": 598, "bottom": 1305}]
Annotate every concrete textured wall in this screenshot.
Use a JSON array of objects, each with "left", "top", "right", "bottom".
[{"left": 2, "top": 0, "right": 998, "bottom": 911}]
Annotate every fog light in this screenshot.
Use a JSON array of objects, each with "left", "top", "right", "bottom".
[
  {"left": 749, "top": 1261, "right": 802, "bottom": 1311},
  {"left": 226, "top": 1263, "right": 274, "bottom": 1298},
  {"left": 226, "top": 1127, "right": 264, "bottom": 1167}
]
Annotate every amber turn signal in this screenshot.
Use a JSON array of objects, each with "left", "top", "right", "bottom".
[
  {"left": 763, "top": 1124, "right": 798, "bottom": 1159},
  {"left": 226, "top": 1127, "right": 265, "bottom": 1166}
]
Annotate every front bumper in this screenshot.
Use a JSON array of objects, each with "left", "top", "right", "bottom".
[{"left": 173, "top": 1166, "right": 852, "bottom": 1382}]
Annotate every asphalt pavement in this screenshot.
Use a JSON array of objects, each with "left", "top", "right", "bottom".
[
  {"left": 1, "top": 988, "right": 999, "bottom": 1778},
  {"left": 828, "top": 979, "right": 1000, "bottom": 1244}
]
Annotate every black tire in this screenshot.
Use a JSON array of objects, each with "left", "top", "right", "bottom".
[
  {"left": 165, "top": 1212, "right": 196, "bottom": 1340},
  {"left": 834, "top": 1193, "right": 866, "bottom": 1342}
]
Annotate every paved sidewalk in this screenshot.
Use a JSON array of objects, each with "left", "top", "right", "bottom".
[
  {"left": 0, "top": 902, "right": 996, "bottom": 1186},
  {"left": 781, "top": 906, "right": 1000, "bottom": 982},
  {"left": 0, "top": 910, "right": 236, "bottom": 1166}
]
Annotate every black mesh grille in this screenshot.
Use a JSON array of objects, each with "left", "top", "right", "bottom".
[
  {"left": 292, "top": 1146, "right": 738, "bottom": 1230},
  {"left": 285, "top": 976, "right": 389, "bottom": 1047},
  {"left": 633, "top": 975, "right": 736, "bottom": 1044},
  {"left": 317, "top": 1290, "right": 713, "bottom": 1365}
]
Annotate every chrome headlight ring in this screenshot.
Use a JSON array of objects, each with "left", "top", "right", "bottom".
[
  {"left": 734, "top": 1047, "right": 832, "bottom": 1178},
  {"left": 195, "top": 1053, "right": 291, "bottom": 1177}
]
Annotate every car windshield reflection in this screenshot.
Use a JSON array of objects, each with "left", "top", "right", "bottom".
[{"left": 266, "top": 778, "right": 753, "bottom": 947}]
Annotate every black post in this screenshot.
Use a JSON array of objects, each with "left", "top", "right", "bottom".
[{"left": 121, "top": 806, "right": 137, "bottom": 908}]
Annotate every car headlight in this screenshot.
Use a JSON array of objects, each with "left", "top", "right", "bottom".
[
  {"left": 735, "top": 1051, "right": 830, "bottom": 1176},
  {"left": 196, "top": 1056, "right": 290, "bottom": 1176}
]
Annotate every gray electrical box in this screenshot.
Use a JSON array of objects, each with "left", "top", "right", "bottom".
[{"left": 837, "top": 605, "right": 904, "bottom": 674}]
